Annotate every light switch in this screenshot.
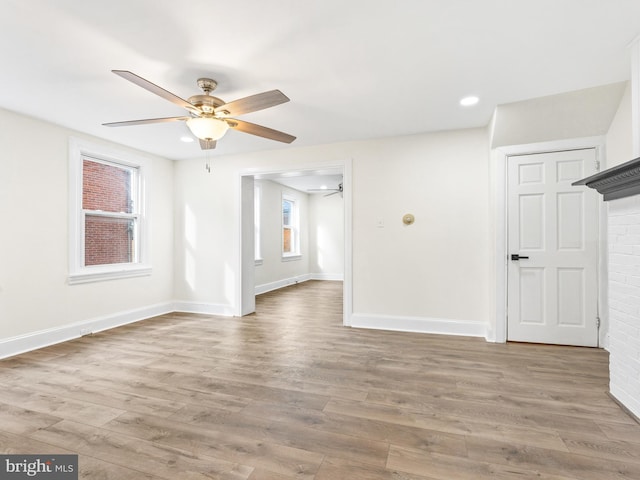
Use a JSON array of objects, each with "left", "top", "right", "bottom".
[{"left": 376, "top": 218, "right": 385, "bottom": 228}]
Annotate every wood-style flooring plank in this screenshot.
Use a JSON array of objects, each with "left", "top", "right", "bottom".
[
  {"left": 101, "top": 412, "right": 323, "bottom": 478},
  {"left": 29, "top": 419, "right": 255, "bottom": 480},
  {"left": 316, "top": 456, "right": 438, "bottom": 480},
  {"left": 387, "top": 445, "right": 578, "bottom": 480},
  {"left": 464, "top": 435, "right": 640, "bottom": 480}
]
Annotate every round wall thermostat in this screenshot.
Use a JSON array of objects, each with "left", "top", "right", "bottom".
[{"left": 402, "top": 214, "right": 415, "bottom": 225}]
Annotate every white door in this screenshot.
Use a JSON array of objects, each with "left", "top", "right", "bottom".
[{"left": 507, "top": 149, "right": 599, "bottom": 346}]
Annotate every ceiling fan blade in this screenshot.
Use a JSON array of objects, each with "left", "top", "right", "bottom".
[
  {"left": 112, "top": 70, "right": 201, "bottom": 114},
  {"left": 103, "top": 116, "right": 190, "bottom": 127},
  {"left": 227, "top": 119, "right": 296, "bottom": 143},
  {"left": 199, "top": 139, "right": 217, "bottom": 150},
  {"left": 216, "top": 90, "right": 289, "bottom": 116}
]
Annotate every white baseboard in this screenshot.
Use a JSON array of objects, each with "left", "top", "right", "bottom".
[
  {"left": 255, "top": 273, "right": 344, "bottom": 295},
  {"left": 172, "top": 301, "right": 235, "bottom": 316},
  {"left": 255, "top": 274, "right": 312, "bottom": 295},
  {"left": 350, "top": 313, "right": 487, "bottom": 338},
  {"left": 0, "top": 297, "right": 486, "bottom": 360},
  {"left": 310, "top": 273, "right": 344, "bottom": 281},
  {"left": 0, "top": 302, "right": 174, "bottom": 360}
]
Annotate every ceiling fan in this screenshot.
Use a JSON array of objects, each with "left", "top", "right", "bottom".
[
  {"left": 308, "top": 182, "right": 343, "bottom": 197},
  {"left": 103, "top": 70, "right": 296, "bottom": 150}
]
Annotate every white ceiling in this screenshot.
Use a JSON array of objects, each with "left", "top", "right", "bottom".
[{"left": 1, "top": 0, "right": 640, "bottom": 161}]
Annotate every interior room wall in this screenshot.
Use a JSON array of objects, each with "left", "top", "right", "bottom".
[
  {"left": 172, "top": 156, "right": 239, "bottom": 315},
  {"left": 173, "top": 127, "right": 491, "bottom": 336},
  {"left": 606, "top": 82, "right": 634, "bottom": 168},
  {"left": 254, "top": 179, "right": 310, "bottom": 292},
  {"left": 491, "top": 82, "right": 627, "bottom": 149},
  {"left": 349, "top": 129, "right": 490, "bottom": 334},
  {"left": 308, "top": 192, "right": 344, "bottom": 280},
  {"left": 0, "top": 107, "right": 174, "bottom": 357}
]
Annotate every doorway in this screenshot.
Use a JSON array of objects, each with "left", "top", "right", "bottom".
[{"left": 238, "top": 161, "right": 353, "bottom": 325}]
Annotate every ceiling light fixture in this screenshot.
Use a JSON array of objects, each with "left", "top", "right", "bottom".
[
  {"left": 186, "top": 117, "right": 229, "bottom": 141},
  {"left": 180, "top": 135, "right": 194, "bottom": 143},
  {"left": 460, "top": 96, "right": 479, "bottom": 107}
]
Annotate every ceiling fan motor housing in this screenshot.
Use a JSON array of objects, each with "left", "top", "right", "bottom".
[
  {"left": 188, "top": 94, "right": 225, "bottom": 114},
  {"left": 190, "top": 78, "right": 225, "bottom": 114}
]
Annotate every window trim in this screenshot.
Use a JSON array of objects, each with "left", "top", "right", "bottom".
[
  {"left": 68, "top": 138, "right": 152, "bottom": 284},
  {"left": 282, "top": 193, "right": 300, "bottom": 259}
]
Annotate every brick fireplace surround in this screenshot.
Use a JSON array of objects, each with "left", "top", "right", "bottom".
[{"left": 575, "top": 156, "right": 640, "bottom": 418}]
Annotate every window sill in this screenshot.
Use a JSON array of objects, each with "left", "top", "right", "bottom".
[
  {"left": 68, "top": 265, "right": 152, "bottom": 285},
  {"left": 281, "top": 254, "right": 302, "bottom": 262}
]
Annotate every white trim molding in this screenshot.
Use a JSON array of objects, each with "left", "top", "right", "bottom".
[
  {"left": 255, "top": 274, "right": 312, "bottom": 295},
  {"left": 68, "top": 265, "right": 152, "bottom": 285},
  {"left": 172, "top": 301, "right": 235, "bottom": 316},
  {"left": 254, "top": 273, "right": 344, "bottom": 295},
  {"left": 0, "top": 302, "right": 173, "bottom": 360},
  {"left": 310, "top": 273, "right": 344, "bottom": 281},
  {"left": 350, "top": 313, "right": 487, "bottom": 338}
]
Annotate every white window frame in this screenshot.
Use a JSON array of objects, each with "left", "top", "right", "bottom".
[
  {"left": 68, "top": 138, "right": 151, "bottom": 284},
  {"left": 282, "top": 193, "right": 301, "bottom": 260}
]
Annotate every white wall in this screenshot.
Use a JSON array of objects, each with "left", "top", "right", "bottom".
[
  {"left": 491, "top": 82, "right": 627, "bottom": 149},
  {"left": 350, "top": 129, "right": 490, "bottom": 335},
  {"left": 254, "top": 179, "right": 310, "bottom": 292},
  {"left": 0, "top": 107, "right": 174, "bottom": 357},
  {"left": 173, "top": 127, "right": 491, "bottom": 336},
  {"left": 172, "top": 157, "right": 239, "bottom": 314},
  {"left": 606, "top": 82, "right": 634, "bottom": 168},
  {"left": 308, "top": 192, "right": 344, "bottom": 279}
]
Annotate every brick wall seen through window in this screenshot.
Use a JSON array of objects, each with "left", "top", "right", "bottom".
[{"left": 82, "top": 159, "right": 136, "bottom": 266}]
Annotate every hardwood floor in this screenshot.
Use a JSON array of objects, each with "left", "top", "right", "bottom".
[{"left": 1, "top": 280, "right": 639, "bottom": 479}]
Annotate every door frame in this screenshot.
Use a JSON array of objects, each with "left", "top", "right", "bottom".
[
  {"left": 237, "top": 158, "right": 353, "bottom": 325},
  {"left": 492, "top": 136, "right": 607, "bottom": 345}
]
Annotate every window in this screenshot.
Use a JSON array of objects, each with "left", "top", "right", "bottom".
[
  {"left": 69, "top": 139, "right": 150, "bottom": 284},
  {"left": 282, "top": 194, "right": 300, "bottom": 258},
  {"left": 83, "top": 158, "right": 139, "bottom": 266}
]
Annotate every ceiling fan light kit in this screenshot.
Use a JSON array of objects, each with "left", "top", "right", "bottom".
[
  {"left": 103, "top": 70, "right": 296, "bottom": 150},
  {"left": 186, "top": 117, "right": 229, "bottom": 141}
]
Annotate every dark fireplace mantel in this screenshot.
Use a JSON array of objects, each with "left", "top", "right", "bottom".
[{"left": 573, "top": 156, "right": 640, "bottom": 201}]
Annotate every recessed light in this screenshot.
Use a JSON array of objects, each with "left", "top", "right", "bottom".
[
  {"left": 460, "top": 96, "right": 479, "bottom": 106},
  {"left": 180, "top": 135, "right": 195, "bottom": 143}
]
